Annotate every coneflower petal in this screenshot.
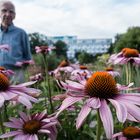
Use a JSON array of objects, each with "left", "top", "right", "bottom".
[
  {"left": 56, "top": 96, "right": 83, "bottom": 117},
  {"left": 119, "top": 101, "right": 140, "bottom": 122},
  {"left": 0, "top": 94, "right": 4, "bottom": 107},
  {"left": 76, "top": 104, "right": 91, "bottom": 129},
  {"left": 109, "top": 99, "right": 127, "bottom": 122},
  {"left": 0, "top": 131, "right": 22, "bottom": 138},
  {"left": 18, "top": 96, "right": 32, "bottom": 109},
  {"left": 86, "top": 97, "right": 101, "bottom": 109},
  {"left": 99, "top": 100, "right": 113, "bottom": 139}
]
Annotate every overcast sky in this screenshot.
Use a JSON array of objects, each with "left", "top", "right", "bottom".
[{"left": 11, "top": 0, "right": 140, "bottom": 39}]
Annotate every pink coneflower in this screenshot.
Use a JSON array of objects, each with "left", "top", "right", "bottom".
[
  {"left": 0, "top": 66, "right": 15, "bottom": 77},
  {"left": 0, "top": 73, "right": 41, "bottom": 108},
  {"left": 0, "top": 111, "right": 58, "bottom": 140},
  {"left": 35, "top": 46, "right": 55, "bottom": 54},
  {"left": 15, "top": 60, "right": 35, "bottom": 67},
  {"left": 51, "top": 60, "right": 79, "bottom": 80},
  {"left": 105, "top": 67, "right": 120, "bottom": 77},
  {"left": 108, "top": 48, "right": 140, "bottom": 65},
  {"left": 29, "top": 73, "right": 44, "bottom": 82},
  {"left": 56, "top": 71, "right": 140, "bottom": 139},
  {"left": 112, "top": 126, "right": 140, "bottom": 140},
  {"left": 71, "top": 65, "right": 92, "bottom": 80},
  {"left": 0, "top": 44, "right": 10, "bottom": 51}
]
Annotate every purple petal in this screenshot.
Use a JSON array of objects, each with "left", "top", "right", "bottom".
[
  {"left": 0, "top": 131, "right": 22, "bottom": 138},
  {"left": 29, "top": 134, "right": 38, "bottom": 140},
  {"left": 38, "top": 129, "right": 50, "bottom": 134},
  {"left": 42, "top": 122, "right": 57, "bottom": 128},
  {"left": 86, "top": 97, "right": 101, "bottom": 109},
  {"left": 99, "top": 100, "right": 113, "bottom": 139},
  {"left": 109, "top": 99, "right": 127, "bottom": 122},
  {"left": 112, "top": 132, "right": 123, "bottom": 139},
  {"left": 76, "top": 104, "right": 91, "bottom": 129},
  {"left": 18, "top": 96, "right": 32, "bottom": 109},
  {"left": 118, "top": 100, "right": 140, "bottom": 121},
  {"left": 0, "top": 94, "right": 4, "bottom": 107},
  {"left": 117, "top": 94, "right": 140, "bottom": 106},
  {"left": 127, "top": 113, "right": 139, "bottom": 122},
  {"left": 19, "top": 112, "right": 29, "bottom": 122},
  {"left": 10, "top": 90, "right": 38, "bottom": 103},
  {"left": 56, "top": 96, "right": 83, "bottom": 116},
  {"left": 9, "top": 117, "right": 24, "bottom": 126},
  {"left": 0, "top": 91, "right": 17, "bottom": 100},
  {"left": 4, "top": 122, "right": 22, "bottom": 129}
]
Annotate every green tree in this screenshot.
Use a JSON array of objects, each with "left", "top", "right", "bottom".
[
  {"left": 53, "top": 40, "right": 68, "bottom": 58},
  {"left": 112, "top": 26, "right": 140, "bottom": 53},
  {"left": 28, "top": 32, "right": 48, "bottom": 54},
  {"left": 77, "top": 51, "right": 95, "bottom": 64}
]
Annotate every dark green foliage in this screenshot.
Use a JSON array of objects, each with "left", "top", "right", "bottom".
[
  {"left": 53, "top": 40, "right": 68, "bottom": 58},
  {"left": 28, "top": 32, "right": 48, "bottom": 54},
  {"left": 76, "top": 51, "right": 99, "bottom": 64},
  {"left": 112, "top": 26, "right": 140, "bottom": 53}
]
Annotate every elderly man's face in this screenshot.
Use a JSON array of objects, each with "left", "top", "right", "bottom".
[{"left": 0, "top": 2, "right": 15, "bottom": 27}]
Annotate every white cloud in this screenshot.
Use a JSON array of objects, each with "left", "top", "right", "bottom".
[{"left": 12, "top": 0, "right": 140, "bottom": 39}]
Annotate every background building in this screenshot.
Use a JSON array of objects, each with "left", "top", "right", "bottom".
[{"left": 48, "top": 36, "right": 112, "bottom": 58}]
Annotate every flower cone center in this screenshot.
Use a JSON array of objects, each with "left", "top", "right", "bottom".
[
  {"left": 123, "top": 126, "right": 140, "bottom": 139},
  {"left": 0, "top": 73, "right": 9, "bottom": 91},
  {"left": 122, "top": 48, "right": 139, "bottom": 57},
  {"left": 23, "top": 120, "right": 41, "bottom": 134},
  {"left": 85, "top": 72, "right": 118, "bottom": 98},
  {"left": 105, "top": 67, "right": 114, "bottom": 71},
  {"left": 80, "top": 65, "right": 87, "bottom": 69},
  {"left": 0, "top": 67, "right": 5, "bottom": 71},
  {"left": 59, "top": 60, "right": 69, "bottom": 67}
]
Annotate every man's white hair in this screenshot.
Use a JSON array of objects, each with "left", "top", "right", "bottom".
[{"left": 0, "top": 0, "right": 15, "bottom": 12}]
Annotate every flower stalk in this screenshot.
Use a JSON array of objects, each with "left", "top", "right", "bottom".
[{"left": 96, "top": 109, "right": 102, "bottom": 140}]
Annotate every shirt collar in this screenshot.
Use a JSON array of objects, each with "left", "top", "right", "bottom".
[{"left": 0, "top": 23, "right": 15, "bottom": 32}]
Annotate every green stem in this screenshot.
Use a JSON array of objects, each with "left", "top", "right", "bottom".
[
  {"left": 0, "top": 107, "right": 5, "bottom": 134},
  {"left": 43, "top": 54, "right": 54, "bottom": 113},
  {"left": 96, "top": 110, "right": 102, "bottom": 140}
]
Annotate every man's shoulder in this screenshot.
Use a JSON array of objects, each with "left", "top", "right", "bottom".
[{"left": 12, "top": 25, "right": 27, "bottom": 35}]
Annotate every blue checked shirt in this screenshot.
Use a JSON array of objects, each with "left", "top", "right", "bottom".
[{"left": 0, "top": 23, "right": 32, "bottom": 70}]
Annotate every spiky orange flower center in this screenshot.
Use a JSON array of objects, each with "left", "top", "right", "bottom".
[
  {"left": 122, "top": 48, "right": 139, "bottom": 57},
  {"left": 0, "top": 67, "right": 5, "bottom": 70},
  {"left": 123, "top": 126, "right": 140, "bottom": 139},
  {"left": 105, "top": 67, "right": 114, "bottom": 71},
  {"left": 59, "top": 60, "right": 69, "bottom": 67},
  {"left": 23, "top": 120, "right": 41, "bottom": 134},
  {"left": 0, "top": 73, "right": 9, "bottom": 91},
  {"left": 85, "top": 72, "right": 118, "bottom": 98},
  {"left": 80, "top": 65, "right": 87, "bottom": 70}
]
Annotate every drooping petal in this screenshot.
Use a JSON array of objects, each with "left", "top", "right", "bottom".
[
  {"left": 109, "top": 99, "right": 127, "bottom": 122},
  {"left": 0, "top": 94, "right": 4, "bottom": 107},
  {"left": 19, "top": 112, "right": 29, "bottom": 122},
  {"left": 76, "top": 104, "right": 91, "bottom": 129},
  {"left": 118, "top": 100, "right": 140, "bottom": 121},
  {"left": 117, "top": 94, "right": 140, "bottom": 106},
  {"left": 127, "top": 113, "right": 139, "bottom": 122},
  {"left": 14, "top": 134, "right": 30, "bottom": 140},
  {"left": 0, "top": 91, "right": 17, "bottom": 100},
  {"left": 9, "top": 117, "right": 24, "bottom": 126},
  {"left": 18, "top": 96, "right": 32, "bottom": 109},
  {"left": 56, "top": 96, "right": 83, "bottom": 116},
  {"left": 99, "top": 100, "right": 113, "bottom": 139},
  {"left": 0, "top": 131, "right": 22, "bottom": 138},
  {"left": 4, "top": 122, "right": 22, "bottom": 129},
  {"left": 86, "top": 97, "right": 101, "bottom": 109},
  {"left": 28, "top": 134, "right": 38, "bottom": 140},
  {"left": 38, "top": 129, "right": 50, "bottom": 134},
  {"left": 112, "top": 132, "right": 123, "bottom": 139}
]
